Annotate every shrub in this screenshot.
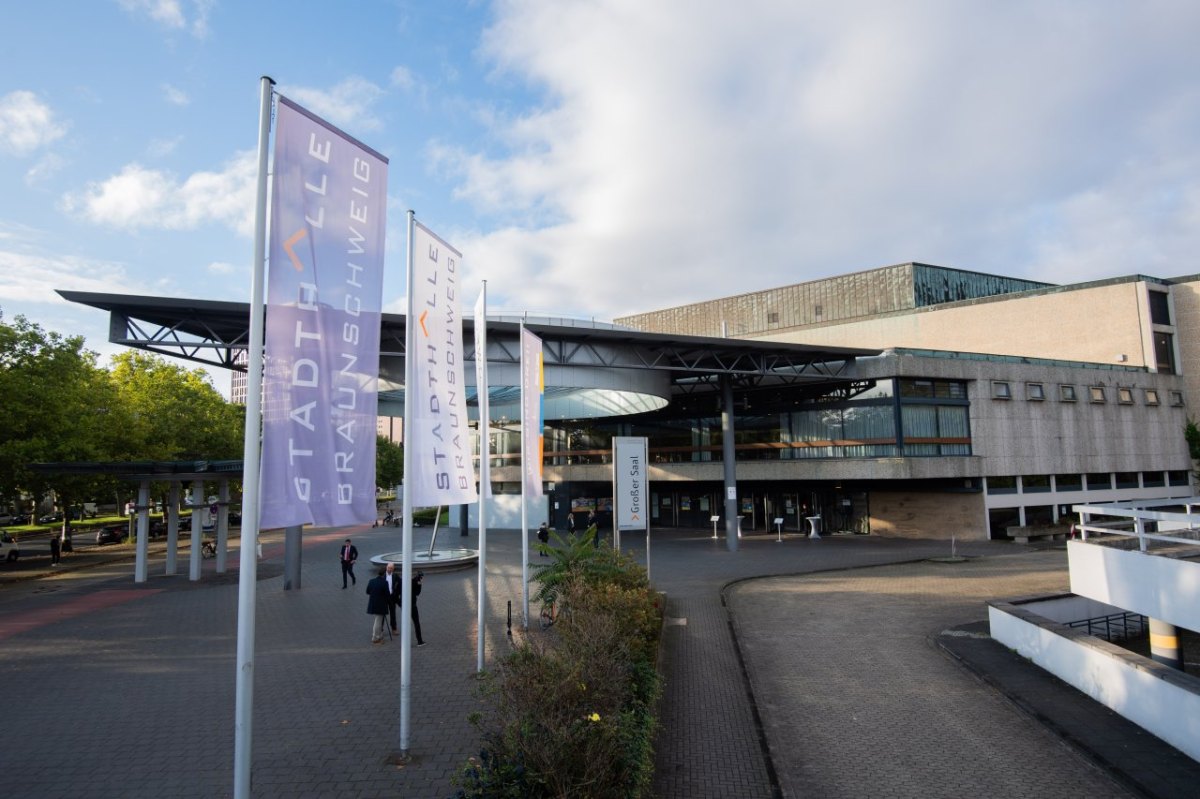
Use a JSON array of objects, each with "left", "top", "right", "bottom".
[{"left": 455, "top": 532, "right": 663, "bottom": 798}]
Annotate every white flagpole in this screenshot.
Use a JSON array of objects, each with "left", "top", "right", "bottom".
[
  {"left": 519, "top": 321, "right": 530, "bottom": 629},
  {"left": 399, "top": 210, "right": 416, "bottom": 754},
  {"left": 234, "top": 74, "right": 273, "bottom": 799},
  {"left": 475, "top": 282, "right": 490, "bottom": 672}
]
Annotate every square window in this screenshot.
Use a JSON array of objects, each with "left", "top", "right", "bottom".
[
  {"left": 992, "top": 381, "right": 1012, "bottom": 400},
  {"left": 1145, "top": 389, "right": 1160, "bottom": 406},
  {"left": 1169, "top": 391, "right": 1185, "bottom": 407},
  {"left": 1059, "top": 384, "right": 1077, "bottom": 402},
  {"left": 767, "top": 311, "right": 779, "bottom": 324},
  {"left": 1117, "top": 387, "right": 1134, "bottom": 404},
  {"left": 1026, "top": 383, "right": 1045, "bottom": 401},
  {"left": 1089, "top": 386, "right": 1106, "bottom": 403}
]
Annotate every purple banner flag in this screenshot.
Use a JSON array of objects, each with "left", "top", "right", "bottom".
[
  {"left": 520, "top": 326, "right": 544, "bottom": 498},
  {"left": 260, "top": 95, "right": 387, "bottom": 529},
  {"left": 405, "top": 220, "right": 479, "bottom": 507}
]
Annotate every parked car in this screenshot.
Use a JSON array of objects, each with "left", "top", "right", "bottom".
[
  {"left": 9, "top": 513, "right": 30, "bottom": 525},
  {"left": 95, "top": 525, "right": 126, "bottom": 545},
  {"left": 38, "top": 512, "right": 63, "bottom": 524}
]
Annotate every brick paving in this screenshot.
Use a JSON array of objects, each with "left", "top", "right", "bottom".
[{"left": 0, "top": 528, "right": 1194, "bottom": 797}]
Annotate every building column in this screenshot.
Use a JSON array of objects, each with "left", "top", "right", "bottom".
[
  {"left": 283, "top": 525, "right": 302, "bottom": 590},
  {"left": 134, "top": 481, "right": 150, "bottom": 583},
  {"left": 216, "top": 480, "right": 230, "bottom": 574},
  {"left": 1149, "top": 618, "right": 1183, "bottom": 669},
  {"left": 166, "top": 482, "right": 180, "bottom": 575},
  {"left": 721, "top": 375, "right": 738, "bottom": 553},
  {"left": 189, "top": 480, "right": 204, "bottom": 581}
]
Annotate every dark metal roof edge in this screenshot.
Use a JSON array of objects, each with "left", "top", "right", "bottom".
[{"left": 59, "top": 290, "right": 881, "bottom": 361}]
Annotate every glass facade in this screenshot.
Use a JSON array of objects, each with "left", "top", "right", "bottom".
[{"left": 535, "top": 376, "right": 972, "bottom": 464}]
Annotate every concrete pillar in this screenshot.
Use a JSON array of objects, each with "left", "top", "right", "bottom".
[
  {"left": 283, "top": 525, "right": 302, "bottom": 590},
  {"left": 166, "top": 482, "right": 180, "bottom": 575},
  {"left": 721, "top": 376, "right": 738, "bottom": 553},
  {"left": 189, "top": 480, "right": 203, "bottom": 581},
  {"left": 216, "top": 480, "right": 229, "bottom": 574},
  {"left": 134, "top": 481, "right": 150, "bottom": 583},
  {"left": 1149, "top": 618, "right": 1183, "bottom": 670}
]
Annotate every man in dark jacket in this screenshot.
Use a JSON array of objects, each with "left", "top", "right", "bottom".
[
  {"left": 366, "top": 568, "right": 390, "bottom": 644},
  {"left": 400, "top": 570, "right": 426, "bottom": 647},
  {"left": 385, "top": 562, "right": 401, "bottom": 633},
  {"left": 339, "top": 538, "right": 358, "bottom": 588}
]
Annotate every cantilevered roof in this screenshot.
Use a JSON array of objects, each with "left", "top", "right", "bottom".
[{"left": 58, "top": 290, "right": 881, "bottom": 416}]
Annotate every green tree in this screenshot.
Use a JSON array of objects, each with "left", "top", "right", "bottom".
[
  {"left": 376, "top": 434, "right": 403, "bottom": 489},
  {"left": 0, "top": 313, "right": 118, "bottom": 518},
  {"left": 108, "top": 351, "right": 244, "bottom": 462}
]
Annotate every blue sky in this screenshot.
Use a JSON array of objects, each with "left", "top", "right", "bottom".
[{"left": 3, "top": 1, "right": 1200, "bottom": 395}]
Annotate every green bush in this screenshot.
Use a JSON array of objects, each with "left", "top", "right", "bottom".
[{"left": 455, "top": 528, "right": 662, "bottom": 798}]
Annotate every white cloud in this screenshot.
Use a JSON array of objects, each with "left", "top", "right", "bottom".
[
  {"left": 60, "top": 150, "right": 258, "bottom": 236},
  {"left": 207, "top": 260, "right": 237, "bottom": 275},
  {"left": 25, "top": 153, "right": 67, "bottom": 186},
  {"left": 0, "top": 90, "right": 67, "bottom": 156},
  {"left": 117, "top": 0, "right": 184, "bottom": 28},
  {"left": 146, "top": 135, "right": 183, "bottom": 158},
  {"left": 0, "top": 247, "right": 142, "bottom": 304},
  {"left": 117, "top": 0, "right": 211, "bottom": 38},
  {"left": 162, "top": 84, "right": 190, "bottom": 106},
  {"left": 281, "top": 76, "right": 386, "bottom": 132},
  {"left": 441, "top": 1, "right": 1200, "bottom": 320},
  {"left": 390, "top": 66, "right": 416, "bottom": 92}
]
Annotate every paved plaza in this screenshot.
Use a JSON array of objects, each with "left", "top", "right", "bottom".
[{"left": 1, "top": 524, "right": 1197, "bottom": 797}]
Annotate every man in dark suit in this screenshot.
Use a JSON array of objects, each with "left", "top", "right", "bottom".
[
  {"left": 339, "top": 538, "right": 358, "bottom": 588},
  {"left": 365, "top": 568, "right": 390, "bottom": 643},
  {"left": 385, "top": 562, "right": 401, "bottom": 633},
  {"left": 394, "top": 570, "right": 427, "bottom": 646}
]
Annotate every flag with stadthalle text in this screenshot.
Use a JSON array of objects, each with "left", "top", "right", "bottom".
[
  {"left": 520, "top": 326, "right": 544, "bottom": 498},
  {"left": 260, "top": 95, "right": 387, "bottom": 530},
  {"left": 405, "top": 221, "right": 478, "bottom": 507},
  {"left": 474, "top": 288, "right": 492, "bottom": 499}
]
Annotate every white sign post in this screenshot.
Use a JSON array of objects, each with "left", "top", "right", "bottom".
[{"left": 613, "top": 437, "right": 650, "bottom": 581}]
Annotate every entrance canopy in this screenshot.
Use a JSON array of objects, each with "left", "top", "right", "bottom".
[{"left": 57, "top": 291, "right": 882, "bottom": 417}]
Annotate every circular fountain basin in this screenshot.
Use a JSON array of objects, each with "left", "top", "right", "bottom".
[{"left": 369, "top": 548, "right": 479, "bottom": 573}]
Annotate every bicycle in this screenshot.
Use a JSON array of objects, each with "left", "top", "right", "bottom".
[{"left": 201, "top": 540, "right": 216, "bottom": 559}]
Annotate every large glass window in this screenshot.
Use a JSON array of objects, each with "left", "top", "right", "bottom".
[
  {"left": 1148, "top": 290, "right": 1171, "bottom": 325},
  {"left": 1086, "top": 473, "right": 1112, "bottom": 490},
  {"left": 987, "top": 476, "right": 1017, "bottom": 494},
  {"left": 1022, "top": 475, "right": 1051, "bottom": 493},
  {"left": 1168, "top": 470, "right": 1190, "bottom": 487},
  {"left": 1142, "top": 471, "right": 1165, "bottom": 487},
  {"left": 1114, "top": 472, "right": 1139, "bottom": 489},
  {"left": 1054, "top": 474, "right": 1082, "bottom": 491},
  {"left": 1025, "top": 505, "right": 1054, "bottom": 525},
  {"left": 988, "top": 507, "right": 1021, "bottom": 539},
  {"left": 1154, "top": 332, "right": 1176, "bottom": 374}
]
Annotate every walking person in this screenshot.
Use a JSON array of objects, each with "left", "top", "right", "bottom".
[
  {"left": 536, "top": 522, "right": 550, "bottom": 556},
  {"left": 339, "top": 538, "right": 358, "bottom": 588},
  {"left": 385, "top": 562, "right": 401, "bottom": 633},
  {"left": 365, "top": 567, "right": 390, "bottom": 644},
  {"left": 49, "top": 532, "right": 61, "bottom": 566},
  {"left": 567, "top": 512, "right": 575, "bottom": 535}
]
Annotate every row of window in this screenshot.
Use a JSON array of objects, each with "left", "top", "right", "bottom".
[
  {"left": 986, "top": 471, "right": 1191, "bottom": 494},
  {"left": 992, "top": 381, "right": 1183, "bottom": 406}
]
